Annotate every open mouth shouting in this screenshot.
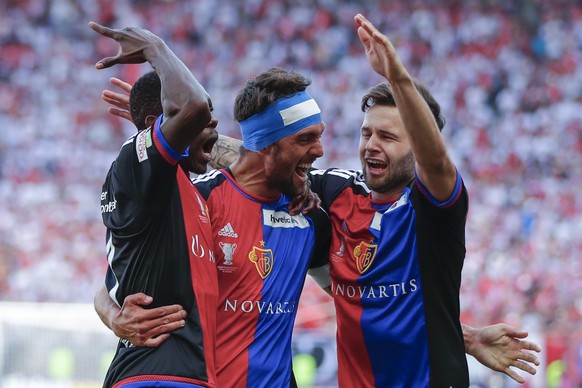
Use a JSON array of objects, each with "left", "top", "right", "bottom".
[
  {"left": 199, "top": 132, "right": 218, "bottom": 163},
  {"left": 294, "top": 162, "right": 312, "bottom": 185},
  {"left": 365, "top": 158, "right": 388, "bottom": 176}
]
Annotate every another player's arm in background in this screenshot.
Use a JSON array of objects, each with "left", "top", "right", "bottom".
[
  {"left": 94, "top": 284, "right": 186, "bottom": 347},
  {"left": 463, "top": 323, "right": 541, "bottom": 384},
  {"left": 208, "top": 134, "right": 241, "bottom": 169}
]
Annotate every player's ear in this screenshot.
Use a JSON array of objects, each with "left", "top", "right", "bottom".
[{"left": 145, "top": 115, "right": 157, "bottom": 128}]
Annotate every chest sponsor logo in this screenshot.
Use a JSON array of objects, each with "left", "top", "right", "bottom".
[
  {"left": 223, "top": 299, "right": 297, "bottom": 315},
  {"left": 248, "top": 242, "right": 273, "bottom": 279},
  {"left": 135, "top": 129, "right": 151, "bottom": 163},
  {"left": 262, "top": 210, "right": 309, "bottom": 228},
  {"left": 219, "top": 242, "right": 237, "bottom": 265},
  {"left": 353, "top": 241, "right": 378, "bottom": 274},
  {"left": 331, "top": 278, "right": 418, "bottom": 300}
]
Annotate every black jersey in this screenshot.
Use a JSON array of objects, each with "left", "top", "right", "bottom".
[{"left": 101, "top": 117, "right": 218, "bottom": 388}]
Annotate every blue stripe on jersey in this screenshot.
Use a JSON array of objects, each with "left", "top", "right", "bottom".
[
  {"left": 154, "top": 115, "right": 190, "bottom": 161},
  {"left": 246, "top": 195, "right": 316, "bottom": 387},
  {"left": 415, "top": 168, "right": 463, "bottom": 207},
  {"left": 360, "top": 187, "right": 430, "bottom": 387}
]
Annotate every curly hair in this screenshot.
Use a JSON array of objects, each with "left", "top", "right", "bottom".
[
  {"left": 233, "top": 67, "right": 312, "bottom": 122},
  {"left": 361, "top": 80, "right": 446, "bottom": 131},
  {"left": 129, "top": 71, "right": 163, "bottom": 130}
]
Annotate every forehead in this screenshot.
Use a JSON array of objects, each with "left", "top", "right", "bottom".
[{"left": 362, "top": 105, "right": 402, "bottom": 129}]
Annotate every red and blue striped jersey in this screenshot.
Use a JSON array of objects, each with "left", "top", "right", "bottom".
[
  {"left": 101, "top": 118, "right": 218, "bottom": 388},
  {"left": 194, "top": 168, "right": 330, "bottom": 388},
  {"left": 310, "top": 168, "right": 469, "bottom": 388}
]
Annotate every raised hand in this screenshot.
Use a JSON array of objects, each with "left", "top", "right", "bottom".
[
  {"left": 88, "top": 21, "right": 164, "bottom": 69},
  {"left": 354, "top": 13, "right": 409, "bottom": 83},
  {"left": 102, "top": 77, "right": 133, "bottom": 122}
]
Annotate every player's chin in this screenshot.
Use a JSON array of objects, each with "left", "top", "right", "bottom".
[
  {"left": 192, "top": 163, "right": 209, "bottom": 175},
  {"left": 185, "top": 154, "right": 210, "bottom": 175}
]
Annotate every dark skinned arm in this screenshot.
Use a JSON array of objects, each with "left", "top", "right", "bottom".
[
  {"left": 94, "top": 284, "right": 187, "bottom": 347},
  {"left": 89, "top": 21, "right": 212, "bottom": 152}
]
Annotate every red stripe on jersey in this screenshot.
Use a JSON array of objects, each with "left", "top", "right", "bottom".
[
  {"left": 176, "top": 170, "right": 218, "bottom": 387},
  {"left": 329, "top": 188, "right": 380, "bottom": 386},
  {"left": 209, "top": 181, "right": 267, "bottom": 387}
]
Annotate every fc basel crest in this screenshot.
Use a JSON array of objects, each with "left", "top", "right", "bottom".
[
  {"left": 248, "top": 246, "right": 274, "bottom": 279},
  {"left": 353, "top": 241, "right": 377, "bottom": 274}
]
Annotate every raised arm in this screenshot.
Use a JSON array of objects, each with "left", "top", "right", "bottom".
[
  {"left": 101, "top": 77, "right": 242, "bottom": 169},
  {"left": 89, "top": 21, "right": 211, "bottom": 152},
  {"left": 354, "top": 14, "right": 456, "bottom": 201}
]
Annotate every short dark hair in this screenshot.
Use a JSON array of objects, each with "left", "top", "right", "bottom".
[
  {"left": 130, "top": 71, "right": 162, "bottom": 130},
  {"left": 233, "top": 67, "right": 312, "bottom": 122},
  {"left": 361, "top": 80, "right": 446, "bottom": 131}
]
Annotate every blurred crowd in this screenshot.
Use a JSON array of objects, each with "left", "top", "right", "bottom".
[{"left": 1, "top": 0, "right": 581, "bottom": 376}]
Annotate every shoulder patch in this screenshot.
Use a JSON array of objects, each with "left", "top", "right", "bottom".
[{"left": 136, "top": 129, "right": 150, "bottom": 163}]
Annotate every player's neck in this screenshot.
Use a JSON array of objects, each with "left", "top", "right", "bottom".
[
  {"left": 370, "top": 186, "right": 404, "bottom": 203},
  {"left": 230, "top": 156, "right": 280, "bottom": 199}
]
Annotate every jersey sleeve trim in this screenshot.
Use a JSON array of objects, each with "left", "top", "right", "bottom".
[
  {"left": 415, "top": 168, "right": 463, "bottom": 208},
  {"left": 153, "top": 115, "right": 190, "bottom": 165}
]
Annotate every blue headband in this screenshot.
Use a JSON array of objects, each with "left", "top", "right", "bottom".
[{"left": 239, "top": 91, "right": 322, "bottom": 151}]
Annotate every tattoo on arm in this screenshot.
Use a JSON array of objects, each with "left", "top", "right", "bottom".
[{"left": 209, "top": 135, "right": 242, "bottom": 169}]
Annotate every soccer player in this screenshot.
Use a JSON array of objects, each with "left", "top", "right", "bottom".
[
  {"left": 191, "top": 67, "right": 331, "bottom": 387},
  {"left": 306, "top": 14, "right": 540, "bottom": 386},
  {"left": 89, "top": 21, "right": 219, "bottom": 388}
]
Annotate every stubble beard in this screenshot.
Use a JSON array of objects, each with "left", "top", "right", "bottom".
[
  {"left": 363, "top": 150, "right": 415, "bottom": 194},
  {"left": 266, "top": 153, "right": 304, "bottom": 198}
]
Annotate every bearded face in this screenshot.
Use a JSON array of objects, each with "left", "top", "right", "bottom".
[
  {"left": 263, "top": 124, "right": 325, "bottom": 198},
  {"left": 362, "top": 149, "right": 415, "bottom": 194},
  {"left": 358, "top": 105, "right": 415, "bottom": 198}
]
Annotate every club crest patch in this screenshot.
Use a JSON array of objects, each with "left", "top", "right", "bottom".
[
  {"left": 248, "top": 243, "right": 273, "bottom": 279},
  {"left": 353, "top": 241, "right": 378, "bottom": 274}
]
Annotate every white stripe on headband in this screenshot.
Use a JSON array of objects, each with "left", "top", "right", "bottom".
[{"left": 280, "top": 99, "right": 321, "bottom": 126}]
